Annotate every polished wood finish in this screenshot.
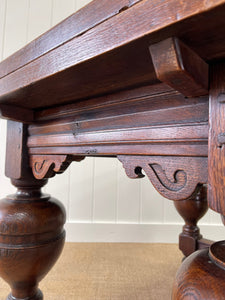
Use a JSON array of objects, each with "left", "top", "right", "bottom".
[
  {"left": 208, "top": 62, "right": 225, "bottom": 215},
  {"left": 0, "top": 104, "right": 33, "bottom": 123},
  {"left": 0, "top": 121, "right": 66, "bottom": 300},
  {"left": 0, "top": 179, "right": 66, "bottom": 300},
  {"left": 27, "top": 86, "right": 208, "bottom": 158},
  {"left": 149, "top": 37, "right": 208, "bottom": 97},
  {"left": 118, "top": 156, "right": 207, "bottom": 201},
  {"left": 30, "top": 155, "right": 84, "bottom": 179},
  {"left": 174, "top": 185, "right": 213, "bottom": 257},
  {"left": 0, "top": 0, "right": 140, "bottom": 80},
  {"left": 172, "top": 242, "right": 225, "bottom": 299},
  {"left": 1, "top": 0, "right": 225, "bottom": 298},
  {"left": 1, "top": 0, "right": 225, "bottom": 111},
  {"left": 172, "top": 61, "right": 225, "bottom": 299}
]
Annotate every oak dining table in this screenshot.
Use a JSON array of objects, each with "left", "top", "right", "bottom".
[{"left": 0, "top": 0, "right": 225, "bottom": 299}]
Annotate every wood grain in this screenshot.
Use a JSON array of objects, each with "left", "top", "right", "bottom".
[
  {"left": 5, "top": 121, "right": 27, "bottom": 179},
  {"left": 150, "top": 37, "right": 208, "bottom": 97},
  {"left": 1, "top": 0, "right": 225, "bottom": 109},
  {"left": 174, "top": 184, "right": 212, "bottom": 257},
  {"left": 2, "top": 1, "right": 225, "bottom": 298},
  {"left": 0, "top": 0, "right": 140, "bottom": 79},
  {"left": 208, "top": 62, "right": 225, "bottom": 215},
  {"left": 28, "top": 124, "right": 208, "bottom": 152},
  {"left": 30, "top": 154, "right": 84, "bottom": 179},
  {"left": 118, "top": 155, "right": 208, "bottom": 200},
  {"left": 31, "top": 90, "right": 208, "bottom": 133},
  {"left": 34, "top": 83, "right": 174, "bottom": 121},
  {"left": 172, "top": 246, "right": 225, "bottom": 299},
  {"left": 27, "top": 87, "right": 208, "bottom": 158},
  {"left": 1, "top": 121, "right": 66, "bottom": 300}
]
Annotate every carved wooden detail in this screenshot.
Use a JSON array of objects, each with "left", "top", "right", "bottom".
[
  {"left": 149, "top": 37, "right": 208, "bottom": 97},
  {"left": 30, "top": 155, "right": 84, "bottom": 179},
  {"left": 118, "top": 155, "right": 208, "bottom": 200}
]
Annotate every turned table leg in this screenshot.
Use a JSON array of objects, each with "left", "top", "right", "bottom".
[
  {"left": 0, "top": 177, "right": 66, "bottom": 300},
  {"left": 174, "top": 184, "right": 213, "bottom": 257},
  {"left": 0, "top": 120, "right": 66, "bottom": 300}
]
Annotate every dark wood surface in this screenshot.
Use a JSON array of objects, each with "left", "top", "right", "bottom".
[
  {"left": 0, "top": 0, "right": 141, "bottom": 80},
  {"left": 27, "top": 86, "right": 208, "bottom": 157},
  {"left": 208, "top": 62, "right": 225, "bottom": 215},
  {"left": 0, "top": 0, "right": 225, "bottom": 111},
  {"left": 149, "top": 37, "right": 209, "bottom": 97},
  {"left": 174, "top": 185, "right": 213, "bottom": 257},
  {"left": 0, "top": 122, "right": 65, "bottom": 300},
  {"left": 172, "top": 244, "right": 225, "bottom": 299},
  {"left": 1, "top": 0, "right": 225, "bottom": 299}
]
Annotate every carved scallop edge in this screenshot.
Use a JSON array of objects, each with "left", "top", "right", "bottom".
[
  {"left": 30, "top": 155, "right": 85, "bottom": 179},
  {"left": 118, "top": 155, "right": 208, "bottom": 201}
]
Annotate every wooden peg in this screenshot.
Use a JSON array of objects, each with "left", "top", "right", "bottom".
[{"left": 149, "top": 37, "right": 208, "bottom": 97}]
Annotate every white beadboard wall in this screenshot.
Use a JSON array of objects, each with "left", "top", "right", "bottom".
[{"left": 0, "top": 0, "right": 224, "bottom": 243}]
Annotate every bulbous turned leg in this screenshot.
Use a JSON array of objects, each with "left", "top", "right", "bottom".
[
  {"left": 174, "top": 184, "right": 212, "bottom": 257},
  {"left": 172, "top": 241, "right": 225, "bottom": 299},
  {"left": 0, "top": 177, "right": 66, "bottom": 300}
]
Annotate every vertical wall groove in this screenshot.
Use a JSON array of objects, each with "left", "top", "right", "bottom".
[
  {"left": 139, "top": 181, "right": 143, "bottom": 224},
  {"left": 0, "top": 0, "right": 7, "bottom": 61},
  {"left": 91, "top": 157, "right": 95, "bottom": 223},
  {"left": 25, "top": 0, "right": 30, "bottom": 44}
]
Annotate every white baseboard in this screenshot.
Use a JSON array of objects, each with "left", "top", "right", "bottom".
[{"left": 65, "top": 222, "right": 224, "bottom": 243}]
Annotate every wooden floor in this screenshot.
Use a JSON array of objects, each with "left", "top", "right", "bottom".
[{"left": 0, "top": 243, "right": 182, "bottom": 300}]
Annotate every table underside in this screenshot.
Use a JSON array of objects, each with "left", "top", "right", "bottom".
[{"left": 1, "top": 1, "right": 225, "bottom": 299}]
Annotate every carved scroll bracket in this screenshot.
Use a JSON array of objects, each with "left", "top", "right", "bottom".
[
  {"left": 30, "top": 155, "right": 85, "bottom": 179},
  {"left": 118, "top": 155, "right": 208, "bottom": 200}
]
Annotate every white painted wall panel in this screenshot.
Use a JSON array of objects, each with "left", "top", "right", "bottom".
[
  {"left": 117, "top": 162, "right": 141, "bottom": 223},
  {"left": 76, "top": 0, "right": 92, "bottom": 10},
  {"left": 164, "top": 200, "right": 183, "bottom": 224},
  {"left": 93, "top": 158, "right": 118, "bottom": 222},
  {"left": 140, "top": 177, "right": 164, "bottom": 223},
  {"left": 198, "top": 206, "right": 211, "bottom": 224},
  {"left": 0, "top": 0, "right": 6, "bottom": 60},
  {"left": 3, "top": 0, "right": 29, "bottom": 58},
  {"left": 52, "top": 0, "right": 75, "bottom": 25},
  {"left": 0, "top": 0, "right": 223, "bottom": 243},
  {"left": 27, "top": 0, "right": 53, "bottom": 42},
  {"left": 46, "top": 169, "right": 71, "bottom": 215},
  {"left": 0, "top": 1, "right": 8, "bottom": 198},
  {"left": 69, "top": 157, "right": 94, "bottom": 222},
  {"left": 209, "top": 209, "right": 222, "bottom": 224}
]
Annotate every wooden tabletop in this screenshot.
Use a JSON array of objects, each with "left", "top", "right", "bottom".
[{"left": 0, "top": 0, "right": 225, "bottom": 113}]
